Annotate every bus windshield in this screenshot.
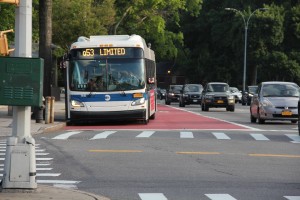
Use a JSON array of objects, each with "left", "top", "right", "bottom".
[{"left": 69, "top": 59, "right": 146, "bottom": 92}]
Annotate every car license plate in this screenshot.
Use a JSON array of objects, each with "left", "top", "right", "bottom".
[
  {"left": 282, "top": 110, "right": 292, "bottom": 116},
  {"left": 217, "top": 100, "right": 223, "bottom": 103},
  {"left": 193, "top": 100, "right": 197, "bottom": 102}
]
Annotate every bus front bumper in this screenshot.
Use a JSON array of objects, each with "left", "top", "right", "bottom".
[{"left": 69, "top": 109, "right": 146, "bottom": 122}]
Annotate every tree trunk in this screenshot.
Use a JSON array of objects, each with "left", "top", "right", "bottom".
[{"left": 39, "top": 0, "right": 52, "bottom": 97}]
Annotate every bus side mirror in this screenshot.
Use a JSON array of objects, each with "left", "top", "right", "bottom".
[{"left": 148, "top": 77, "right": 155, "bottom": 84}]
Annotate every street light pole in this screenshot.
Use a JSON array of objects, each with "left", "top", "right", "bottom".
[{"left": 225, "top": 7, "right": 267, "bottom": 92}]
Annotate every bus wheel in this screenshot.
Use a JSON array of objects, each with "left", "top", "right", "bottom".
[
  {"left": 150, "top": 113, "right": 156, "bottom": 120},
  {"left": 142, "top": 118, "right": 149, "bottom": 124},
  {"left": 66, "top": 120, "right": 75, "bottom": 126}
]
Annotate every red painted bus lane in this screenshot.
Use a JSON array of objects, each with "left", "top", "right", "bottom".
[{"left": 65, "top": 104, "right": 249, "bottom": 130}]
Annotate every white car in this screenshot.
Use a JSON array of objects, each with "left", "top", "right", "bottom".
[{"left": 230, "top": 87, "right": 242, "bottom": 103}]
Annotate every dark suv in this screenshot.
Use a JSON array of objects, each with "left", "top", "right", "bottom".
[
  {"left": 165, "top": 85, "right": 183, "bottom": 105},
  {"left": 201, "top": 82, "right": 235, "bottom": 112},
  {"left": 179, "top": 84, "right": 203, "bottom": 107}
]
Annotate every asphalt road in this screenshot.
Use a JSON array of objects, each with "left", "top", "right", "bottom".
[{"left": 15, "top": 102, "right": 300, "bottom": 200}]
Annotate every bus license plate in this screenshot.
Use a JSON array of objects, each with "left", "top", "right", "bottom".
[
  {"left": 282, "top": 110, "right": 292, "bottom": 116},
  {"left": 217, "top": 100, "right": 223, "bottom": 103}
]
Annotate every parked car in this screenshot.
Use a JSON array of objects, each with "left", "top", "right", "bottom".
[
  {"left": 179, "top": 84, "right": 203, "bottom": 107},
  {"left": 230, "top": 87, "right": 242, "bottom": 103},
  {"left": 250, "top": 81, "right": 300, "bottom": 124},
  {"left": 157, "top": 88, "right": 166, "bottom": 100},
  {"left": 165, "top": 85, "right": 183, "bottom": 105},
  {"left": 241, "top": 85, "right": 258, "bottom": 105},
  {"left": 201, "top": 82, "right": 235, "bottom": 112}
]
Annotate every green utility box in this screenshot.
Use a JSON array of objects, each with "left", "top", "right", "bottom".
[{"left": 0, "top": 57, "right": 44, "bottom": 107}]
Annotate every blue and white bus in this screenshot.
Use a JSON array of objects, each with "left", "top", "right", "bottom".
[{"left": 65, "top": 35, "right": 157, "bottom": 125}]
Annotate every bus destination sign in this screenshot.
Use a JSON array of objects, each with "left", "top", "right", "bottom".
[{"left": 71, "top": 47, "right": 143, "bottom": 59}]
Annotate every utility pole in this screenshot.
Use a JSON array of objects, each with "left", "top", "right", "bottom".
[{"left": 2, "top": 0, "right": 37, "bottom": 189}]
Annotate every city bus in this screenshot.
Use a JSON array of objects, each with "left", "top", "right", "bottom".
[{"left": 65, "top": 35, "right": 157, "bottom": 125}]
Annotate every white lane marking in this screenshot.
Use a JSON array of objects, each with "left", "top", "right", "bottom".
[
  {"left": 36, "top": 158, "right": 53, "bottom": 161},
  {"left": 37, "top": 180, "right": 80, "bottom": 184},
  {"left": 205, "top": 194, "right": 237, "bottom": 200},
  {"left": 89, "top": 131, "right": 116, "bottom": 140},
  {"left": 52, "top": 131, "right": 82, "bottom": 140},
  {"left": 36, "top": 173, "right": 61, "bottom": 177},
  {"left": 212, "top": 132, "right": 231, "bottom": 140},
  {"left": 36, "top": 168, "right": 52, "bottom": 171},
  {"left": 0, "top": 158, "right": 4, "bottom": 161},
  {"left": 0, "top": 153, "right": 4, "bottom": 156},
  {"left": 136, "top": 131, "right": 155, "bottom": 138},
  {"left": 180, "top": 131, "right": 194, "bottom": 138},
  {"left": 36, "top": 163, "right": 51, "bottom": 166},
  {"left": 53, "top": 184, "right": 78, "bottom": 190},
  {"left": 250, "top": 133, "right": 269, "bottom": 141},
  {"left": 284, "top": 196, "right": 300, "bottom": 200},
  {"left": 285, "top": 134, "right": 300, "bottom": 143},
  {"left": 138, "top": 193, "right": 168, "bottom": 200},
  {"left": 36, "top": 153, "right": 49, "bottom": 156},
  {"left": 35, "top": 149, "right": 46, "bottom": 152}
]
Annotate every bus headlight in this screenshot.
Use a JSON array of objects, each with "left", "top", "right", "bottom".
[
  {"left": 71, "top": 100, "right": 84, "bottom": 107},
  {"left": 131, "top": 98, "right": 145, "bottom": 106}
]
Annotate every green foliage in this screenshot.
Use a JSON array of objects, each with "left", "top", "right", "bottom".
[{"left": 1, "top": 0, "right": 300, "bottom": 86}]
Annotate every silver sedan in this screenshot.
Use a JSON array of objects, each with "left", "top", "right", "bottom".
[{"left": 250, "top": 81, "right": 299, "bottom": 124}]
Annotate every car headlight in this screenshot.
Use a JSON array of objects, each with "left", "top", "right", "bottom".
[
  {"left": 260, "top": 98, "right": 273, "bottom": 107},
  {"left": 71, "top": 100, "right": 84, "bottom": 107},
  {"left": 169, "top": 93, "right": 175, "bottom": 96},
  {"left": 131, "top": 98, "right": 145, "bottom": 106}
]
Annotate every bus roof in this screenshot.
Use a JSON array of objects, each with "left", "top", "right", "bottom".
[{"left": 70, "top": 34, "right": 155, "bottom": 60}]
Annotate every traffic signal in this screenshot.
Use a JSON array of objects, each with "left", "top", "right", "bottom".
[
  {"left": 0, "top": 0, "right": 19, "bottom": 5},
  {"left": 0, "top": 29, "right": 15, "bottom": 56}
]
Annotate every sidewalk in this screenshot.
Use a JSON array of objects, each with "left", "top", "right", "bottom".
[
  {"left": 0, "top": 94, "right": 111, "bottom": 200},
  {"left": 0, "top": 95, "right": 66, "bottom": 139}
]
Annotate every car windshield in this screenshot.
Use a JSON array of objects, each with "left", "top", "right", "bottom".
[
  {"left": 262, "top": 84, "right": 300, "bottom": 97},
  {"left": 170, "top": 85, "right": 182, "bottom": 91},
  {"left": 186, "top": 85, "right": 202, "bottom": 92},
  {"left": 208, "top": 84, "right": 229, "bottom": 92},
  {"left": 248, "top": 86, "right": 258, "bottom": 94}
]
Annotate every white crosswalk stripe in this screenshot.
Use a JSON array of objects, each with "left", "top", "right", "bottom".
[
  {"left": 250, "top": 133, "right": 270, "bottom": 141},
  {"left": 139, "top": 193, "right": 168, "bottom": 200},
  {"left": 284, "top": 196, "right": 300, "bottom": 200},
  {"left": 212, "top": 132, "right": 231, "bottom": 140},
  {"left": 205, "top": 194, "right": 237, "bottom": 200},
  {"left": 285, "top": 134, "right": 300, "bottom": 143},
  {"left": 52, "top": 131, "right": 82, "bottom": 140},
  {"left": 180, "top": 131, "right": 194, "bottom": 138},
  {"left": 136, "top": 131, "right": 155, "bottom": 138},
  {"left": 89, "top": 131, "right": 117, "bottom": 140}
]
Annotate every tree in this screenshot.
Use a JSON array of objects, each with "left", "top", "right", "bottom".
[{"left": 39, "top": 0, "right": 52, "bottom": 97}]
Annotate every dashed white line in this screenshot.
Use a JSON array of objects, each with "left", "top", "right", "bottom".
[
  {"left": 205, "top": 194, "right": 237, "bottom": 200},
  {"left": 139, "top": 193, "right": 168, "bottom": 200},
  {"left": 180, "top": 131, "right": 194, "bottom": 138},
  {"left": 212, "top": 132, "right": 231, "bottom": 140},
  {"left": 89, "top": 131, "right": 116, "bottom": 140},
  {"left": 136, "top": 131, "right": 155, "bottom": 138},
  {"left": 52, "top": 131, "right": 82, "bottom": 140},
  {"left": 250, "top": 133, "right": 269, "bottom": 141}
]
